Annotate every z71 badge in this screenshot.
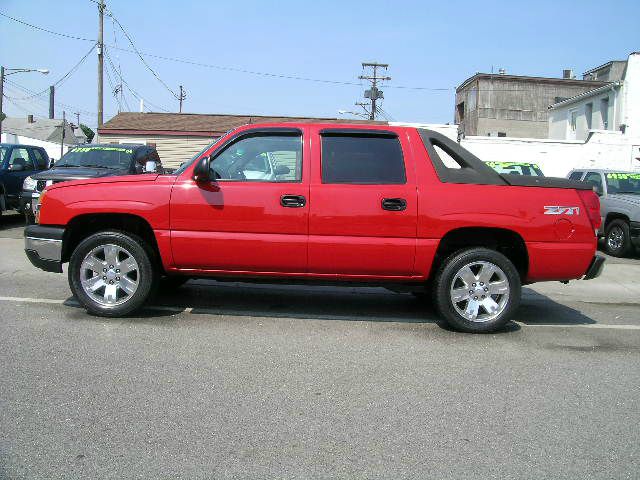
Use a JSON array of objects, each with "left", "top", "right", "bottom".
[{"left": 544, "top": 206, "right": 580, "bottom": 215}]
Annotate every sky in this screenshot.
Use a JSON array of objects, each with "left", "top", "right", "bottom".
[{"left": 1, "top": 0, "right": 639, "bottom": 130}]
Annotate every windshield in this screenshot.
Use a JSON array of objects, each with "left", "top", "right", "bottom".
[
  {"left": 173, "top": 131, "right": 234, "bottom": 176},
  {"left": 55, "top": 146, "right": 134, "bottom": 170},
  {"left": 0, "top": 146, "right": 7, "bottom": 164},
  {"left": 605, "top": 172, "right": 640, "bottom": 194},
  {"left": 486, "top": 161, "right": 544, "bottom": 176}
]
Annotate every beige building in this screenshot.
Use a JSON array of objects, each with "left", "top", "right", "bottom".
[
  {"left": 455, "top": 72, "right": 607, "bottom": 139},
  {"left": 98, "top": 112, "right": 382, "bottom": 169}
]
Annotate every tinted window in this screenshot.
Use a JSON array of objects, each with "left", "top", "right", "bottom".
[
  {"left": 32, "top": 149, "right": 48, "bottom": 169},
  {"left": 321, "top": 134, "right": 405, "bottom": 184},
  {"left": 584, "top": 172, "right": 603, "bottom": 194},
  {"left": 211, "top": 134, "right": 302, "bottom": 182},
  {"left": 568, "top": 171, "right": 583, "bottom": 181},
  {"left": 9, "top": 148, "right": 34, "bottom": 171}
]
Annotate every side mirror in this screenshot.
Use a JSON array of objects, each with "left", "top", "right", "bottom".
[
  {"left": 274, "top": 165, "right": 290, "bottom": 176},
  {"left": 10, "top": 163, "right": 25, "bottom": 172},
  {"left": 144, "top": 160, "right": 158, "bottom": 173},
  {"left": 193, "top": 156, "right": 211, "bottom": 182}
]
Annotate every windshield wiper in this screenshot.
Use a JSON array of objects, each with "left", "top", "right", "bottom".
[
  {"left": 614, "top": 191, "right": 640, "bottom": 194},
  {"left": 77, "top": 164, "right": 119, "bottom": 169}
]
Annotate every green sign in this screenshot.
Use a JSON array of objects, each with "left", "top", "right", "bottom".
[
  {"left": 605, "top": 173, "right": 640, "bottom": 180},
  {"left": 72, "top": 146, "right": 133, "bottom": 154}
]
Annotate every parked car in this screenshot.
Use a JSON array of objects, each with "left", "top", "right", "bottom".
[
  {"left": 567, "top": 169, "right": 640, "bottom": 257},
  {"left": 0, "top": 143, "right": 50, "bottom": 217},
  {"left": 21, "top": 144, "right": 162, "bottom": 223},
  {"left": 486, "top": 161, "right": 544, "bottom": 176},
  {"left": 24, "top": 124, "right": 603, "bottom": 333}
]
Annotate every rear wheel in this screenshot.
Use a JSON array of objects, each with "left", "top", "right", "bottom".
[
  {"left": 432, "top": 248, "right": 521, "bottom": 333},
  {"left": 69, "top": 230, "right": 158, "bottom": 317},
  {"left": 604, "top": 219, "right": 632, "bottom": 257}
]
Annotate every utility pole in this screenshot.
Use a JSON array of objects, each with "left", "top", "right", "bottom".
[
  {"left": 49, "top": 85, "right": 55, "bottom": 119},
  {"left": 178, "top": 85, "right": 187, "bottom": 113},
  {"left": 0, "top": 66, "right": 4, "bottom": 139},
  {"left": 358, "top": 62, "right": 391, "bottom": 120},
  {"left": 75, "top": 112, "right": 80, "bottom": 127},
  {"left": 97, "top": 0, "right": 105, "bottom": 128},
  {"left": 60, "top": 111, "right": 66, "bottom": 159}
]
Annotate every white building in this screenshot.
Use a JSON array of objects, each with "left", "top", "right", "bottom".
[
  {"left": 549, "top": 52, "right": 640, "bottom": 141},
  {"left": 0, "top": 115, "right": 81, "bottom": 161}
]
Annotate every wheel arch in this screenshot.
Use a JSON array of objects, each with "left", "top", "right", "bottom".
[
  {"left": 62, "top": 213, "right": 163, "bottom": 269},
  {"left": 431, "top": 227, "right": 528, "bottom": 281},
  {"left": 604, "top": 212, "right": 630, "bottom": 229}
]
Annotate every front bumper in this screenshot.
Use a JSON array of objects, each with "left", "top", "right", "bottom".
[
  {"left": 19, "top": 189, "right": 40, "bottom": 217},
  {"left": 583, "top": 254, "right": 605, "bottom": 280},
  {"left": 24, "top": 225, "right": 65, "bottom": 273}
]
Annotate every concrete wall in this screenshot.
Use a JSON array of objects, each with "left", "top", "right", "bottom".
[
  {"left": 461, "top": 131, "right": 639, "bottom": 177},
  {"left": 97, "top": 133, "right": 215, "bottom": 169},
  {"left": 0, "top": 133, "right": 72, "bottom": 161}
]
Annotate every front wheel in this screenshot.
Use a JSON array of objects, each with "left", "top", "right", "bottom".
[
  {"left": 68, "top": 231, "right": 158, "bottom": 317},
  {"left": 432, "top": 248, "right": 521, "bottom": 333}
]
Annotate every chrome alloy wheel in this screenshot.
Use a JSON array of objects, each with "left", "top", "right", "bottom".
[
  {"left": 607, "top": 226, "right": 624, "bottom": 251},
  {"left": 449, "top": 261, "right": 510, "bottom": 323},
  {"left": 79, "top": 243, "right": 140, "bottom": 307}
]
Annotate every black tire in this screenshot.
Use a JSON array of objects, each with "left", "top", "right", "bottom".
[
  {"left": 432, "top": 248, "right": 521, "bottom": 333},
  {"left": 68, "top": 230, "right": 158, "bottom": 317},
  {"left": 604, "top": 219, "right": 632, "bottom": 257}
]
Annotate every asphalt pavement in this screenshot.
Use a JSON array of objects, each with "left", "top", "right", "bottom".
[{"left": 1, "top": 212, "right": 639, "bottom": 479}]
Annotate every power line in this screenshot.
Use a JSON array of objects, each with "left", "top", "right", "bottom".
[
  {"left": 5, "top": 79, "right": 98, "bottom": 117},
  {"left": 103, "top": 49, "right": 170, "bottom": 112},
  {"left": 105, "top": 7, "right": 179, "bottom": 99},
  {"left": 0, "top": 10, "right": 453, "bottom": 92},
  {"left": 8, "top": 44, "right": 97, "bottom": 101}
]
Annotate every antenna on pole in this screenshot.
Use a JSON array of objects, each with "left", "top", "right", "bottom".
[{"left": 358, "top": 62, "right": 391, "bottom": 120}]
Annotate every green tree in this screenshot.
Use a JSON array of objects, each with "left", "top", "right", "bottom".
[
  {"left": 0, "top": 112, "right": 6, "bottom": 122},
  {"left": 80, "top": 123, "right": 95, "bottom": 143}
]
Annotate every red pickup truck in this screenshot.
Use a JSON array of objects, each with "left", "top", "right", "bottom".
[{"left": 24, "top": 124, "right": 604, "bottom": 332}]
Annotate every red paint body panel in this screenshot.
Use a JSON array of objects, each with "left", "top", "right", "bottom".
[{"left": 37, "top": 122, "right": 599, "bottom": 285}]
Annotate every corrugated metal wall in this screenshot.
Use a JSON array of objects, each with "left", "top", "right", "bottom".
[{"left": 97, "top": 134, "right": 215, "bottom": 168}]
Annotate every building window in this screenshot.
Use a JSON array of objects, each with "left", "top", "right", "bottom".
[
  {"left": 585, "top": 103, "right": 593, "bottom": 130},
  {"left": 570, "top": 110, "right": 578, "bottom": 132},
  {"left": 600, "top": 97, "right": 610, "bottom": 129},
  {"left": 497, "top": 132, "right": 507, "bottom": 137}
]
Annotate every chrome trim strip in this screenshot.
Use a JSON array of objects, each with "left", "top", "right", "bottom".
[{"left": 25, "top": 237, "right": 62, "bottom": 262}]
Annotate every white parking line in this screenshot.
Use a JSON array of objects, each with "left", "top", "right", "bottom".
[{"left": 1, "top": 295, "right": 640, "bottom": 330}]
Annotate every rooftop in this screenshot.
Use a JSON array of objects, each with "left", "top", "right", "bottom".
[
  {"left": 2, "top": 116, "right": 79, "bottom": 145},
  {"left": 99, "top": 112, "right": 386, "bottom": 136},
  {"left": 456, "top": 72, "right": 608, "bottom": 92}
]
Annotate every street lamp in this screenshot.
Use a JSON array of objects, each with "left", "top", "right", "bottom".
[{"left": 0, "top": 66, "right": 50, "bottom": 138}]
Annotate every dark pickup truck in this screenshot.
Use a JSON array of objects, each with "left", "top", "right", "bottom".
[{"left": 21, "top": 143, "right": 162, "bottom": 222}]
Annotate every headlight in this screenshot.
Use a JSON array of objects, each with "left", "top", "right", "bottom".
[
  {"left": 35, "top": 189, "right": 46, "bottom": 224},
  {"left": 23, "top": 176, "right": 37, "bottom": 191}
]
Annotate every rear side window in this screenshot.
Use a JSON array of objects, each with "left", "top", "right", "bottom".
[
  {"left": 584, "top": 172, "right": 603, "bottom": 194},
  {"left": 568, "top": 171, "right": 583, "bottom": 181},
  {"left": 321, "top": 134, "right": 405, "bottom": 184}
]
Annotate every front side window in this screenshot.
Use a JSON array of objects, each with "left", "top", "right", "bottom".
[
  {"left": 321, "top": 134, "right": 406, "bottom": 184},
  {"left": 32, "top": 149, "right": 48, "bottom": 169},
  {"left": 8, "top": 148, "right": 34, "bottom": 171},
  {"left": 211, "top": 134, "right": 302, "bottom": 182},
  {"left": 584, "top": 172, "right": 603, "bottom": 195}
]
